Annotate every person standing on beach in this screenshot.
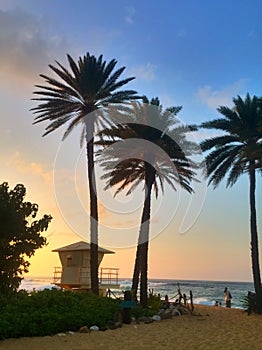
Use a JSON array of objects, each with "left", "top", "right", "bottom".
[
  {"left": 190, "top": 290, "right": 194, "bottom": 311},
  {"left": 224, "top": 287, "right": 232, "bottom": 308}
]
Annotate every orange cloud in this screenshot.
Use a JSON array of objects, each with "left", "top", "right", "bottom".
[{"left": 7, "top": 151, "right": 52, "bottom": 184}]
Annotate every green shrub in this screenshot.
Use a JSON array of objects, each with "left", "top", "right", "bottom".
[
  {"left": 0, "top": 289, "right": 121, "bottom": 339},
  {"left": 242, "top": 292, "right": 257, "bottom": 314},
  {"left": 131, "top": 294, "right": 162, "bottom": 319}
]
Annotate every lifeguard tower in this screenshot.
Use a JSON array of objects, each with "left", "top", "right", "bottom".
[{"left": 52, "top": 241, "right": 119, "bottom": 293}]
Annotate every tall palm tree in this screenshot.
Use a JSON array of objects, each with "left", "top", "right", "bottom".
[
  {"left": 98, "top": 97, "right": 198, "bottom": 306},
  {"left": 200, "top": 93, "right": 262, "bottom": 313},
  {"left": 31, "top": 53, "right": 138, "bottom": 294}
]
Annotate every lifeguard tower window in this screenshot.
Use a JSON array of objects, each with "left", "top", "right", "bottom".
[{"left": 66, "top": 255, "right": 75, "bottom": 267}]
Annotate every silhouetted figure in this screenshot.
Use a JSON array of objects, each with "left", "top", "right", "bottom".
[
  {"left": 183, "top": 293, "right": 187, "bottom": 306},
  {"left": 123, "top": 290, "right": 132, "bottom": 324},
  {"left": 190, "top": 290, "right": 194, "bottom": 311},
  {"left": 162, "top": 294, "right": 170, "bottom": 309},
  {"left": 224, "top": 287, "right": 232, "bottom": 308},
  {"left": 178, "top": 288, "right": 183, "bottom": 304}
]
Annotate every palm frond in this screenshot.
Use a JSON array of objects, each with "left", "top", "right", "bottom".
[
  {"left": 47, "top": 63, "right": 79, "bottom": 92},
  {"left": 201, "top": 93, "right": 262, "bottom": 187},
  {"left": 200, "top": 135, "right": 239, "bottom": 152},
  {"left": 67, "top": 54, "right": 81, "bottom": 81},
  {"left": 98, "top": 97, "right": 198, "bottom": 198},
  {"left": 227, "top": 162, "right": 245, "bottom": 187},
  {"left": 205, "top": 145, "right": 242, "bottom": 177},
  {"left": 102, "top": 90, "right": 138, "bottom": 105},
  {"left": 201, "top": 118, "right": 232, "bottom": 133},
  {"left": 62, "top": 114, "right": 84, "bottom": 140}
]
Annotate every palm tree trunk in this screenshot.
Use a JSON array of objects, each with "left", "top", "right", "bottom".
[
  {"left": 85, "top": 118, "right": 99, "bottom": 295},
  {"left": 140, "top": 233, "right": 150, "bottom": 308},
  {"left": 249, "top": 163, "right": 262, "bottom": 313},
  {"left": 131, "top": 245, "right": 140, "bottom": 299},
  {"left": 132, "top": 163, "right": 155, "bottom": 307}
]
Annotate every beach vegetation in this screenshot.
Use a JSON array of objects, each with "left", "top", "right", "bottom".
[
  {"left": 131, "top": 293, "right": 163, "bottom": 318},
  {"left": 0, "top": 288, "right": 121, "bottom": 339},
  {"left": 0, "top": 182, "right": 52, "bottom": 295},
  {"left": 200, "top": 93, "right": 262, "bottom": 313},
  {"left": 242, "top": 292, "right": 257, "bottom": 314},
  {"left": 97, "top": 97, "right": 198, "bottom": 307},
  {"left": 31, "top": 53, "right": 138, "bottom": 295}
]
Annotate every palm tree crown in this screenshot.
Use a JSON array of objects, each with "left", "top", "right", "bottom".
[
  {"left": 201, "top": 93, "right": 262, "bottom": 187},
  {"left": 98, "top": 98, "right": 198, "bottom": 197},
  {"left": 31, "top": 53, "right": 138, "bottom": 138}
]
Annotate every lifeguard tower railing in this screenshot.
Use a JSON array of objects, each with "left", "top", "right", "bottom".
[
  {"left": 99, "top": 267, "right": 119, "bottom": 286},
  {"left": 53, "top": 266, "right": 62, "bottom": 284},
  {"left": 53, "top": 267, "right": 119, "bottom": 287}
]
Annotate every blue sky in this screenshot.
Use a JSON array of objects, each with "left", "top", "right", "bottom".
[{"left": 0, "top": 0, "right": 261, "bottom": 281}]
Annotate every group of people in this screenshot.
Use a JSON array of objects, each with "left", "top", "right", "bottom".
[
  {"left": 160, "top": 286, "right": 233, "bottom": 310},
  {"left": 160, "top": 288, "right": 195, "bottom": 312}
]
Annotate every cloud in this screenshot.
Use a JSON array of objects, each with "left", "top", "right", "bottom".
[
  {"left": 196, "top": 80, "right": 246, "bottom": 109},
  {"left": 125, "top": 6, "right": 135, "bottom": 24},
  {"left": 159, "top": 94, "right": 176, "bottom": 107},
  {"left": 7, "top": 151, "right": 52, "bottom": 184},
  {"left": 0, "top": 9, "right": 126, "bottom": 95},
  {"left": 0, "top": 9, "right": 68, "bottom": 89},
  {"left": 110, "top": 219, "right": 138, "bottom": 228},
  {"left": 0, "top": 0, "right": 17, "bottom": 11},
  {"left": 190, "top": 129, "right": 224, "bottom": 143},
  {"left": 130, "top": 63, "right": 157, "bottom": 81}
]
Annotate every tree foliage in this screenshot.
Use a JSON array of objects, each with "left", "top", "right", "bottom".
[{"left": 0, "top": 182, "right": 52, "bottom": 294}]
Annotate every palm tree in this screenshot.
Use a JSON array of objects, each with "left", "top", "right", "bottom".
[
  {"left": 31, "top": 53, "right": 138, "bottom": 294},
  {"left": 200, "top": 93, "right": 262, "bottom": 313},
  {"left": 98, "top": 97, "right": 198, "bottom": 306}
]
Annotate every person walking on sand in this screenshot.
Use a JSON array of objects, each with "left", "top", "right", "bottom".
[{"left": 224, "top": 287, "right": 232, "bottom": 308}]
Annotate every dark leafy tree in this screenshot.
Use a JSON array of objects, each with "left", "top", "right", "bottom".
[
  {"left": 97, "top": 97, "right": 198, "bottom": 306},
  {"left": 31, "top": 53, "right": 138, "bottom": 294},
  {"left": 0, "top": 182, "right": 52, "bottom": 294},
  {"left": 200, "top": 93, "right": 262, "bottom": 313}
]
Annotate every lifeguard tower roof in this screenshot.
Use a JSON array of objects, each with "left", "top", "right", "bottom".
[{"left": 52, "top": 241, "right": 114, "bottom": 254}]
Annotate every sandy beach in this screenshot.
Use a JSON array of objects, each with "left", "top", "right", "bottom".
[{"left": 1, "top": 305, "right": 262, "bottom": 350}]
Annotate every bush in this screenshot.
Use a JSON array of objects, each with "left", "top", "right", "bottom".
[
  {"left": 131, "top": 294, "right": 162, "bottom": 319},
  {"left": 242, "top": 291, "right": 257, "bottom": 314},
  {"left": 0, "top": 289, "right": 121, "bottom": 339}
]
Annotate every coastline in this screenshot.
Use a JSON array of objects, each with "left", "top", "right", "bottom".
[
  {"left": 1, "top": 305, "right": 262, "bottom": 350},
  {"left": 20, "top": 277, "right": 253, "bottom": 309}
]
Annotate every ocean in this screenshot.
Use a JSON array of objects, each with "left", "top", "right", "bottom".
[{"left": 20, "top": 277, "right": 253, "bottom": 309}]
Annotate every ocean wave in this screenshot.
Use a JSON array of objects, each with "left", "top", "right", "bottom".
[{"left": 19, "top": 277, "right": 251, "bottom": 308}]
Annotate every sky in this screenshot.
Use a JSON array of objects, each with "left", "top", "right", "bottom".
[{"left": 0, "top": 0, "right": 262, "bottom": 282}]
